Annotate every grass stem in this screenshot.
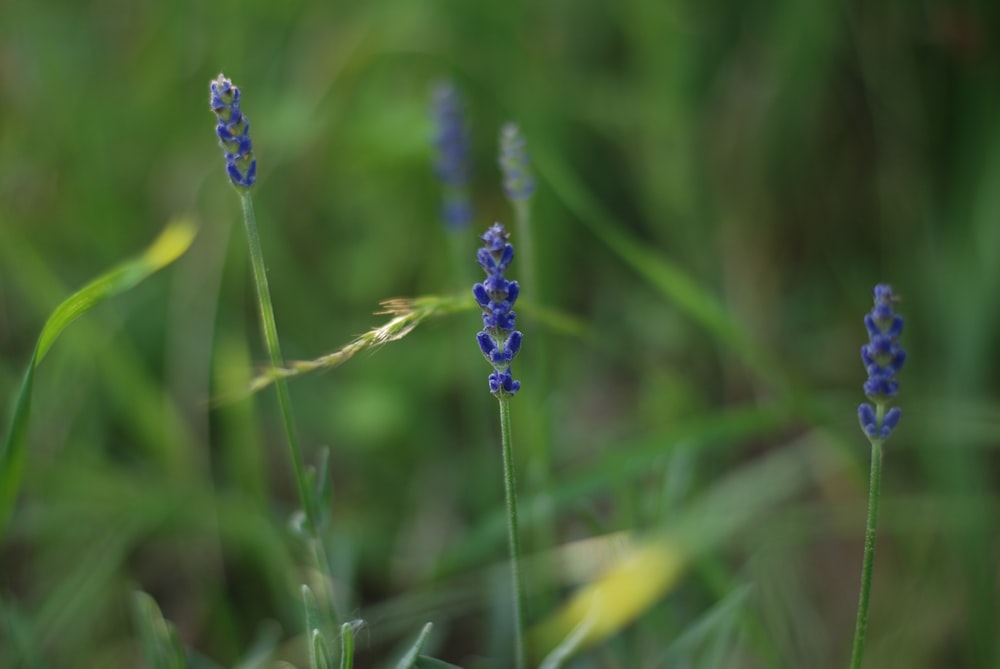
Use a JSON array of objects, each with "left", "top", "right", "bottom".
[
  {"left": 239, "top": 192, "right": 318, "bottom": 535},
  {"left": 849, "top": 428, "right": 885, "bottom": 669},
  {"left": 499, "top": 397, "right": 527, "bottom": 669}
]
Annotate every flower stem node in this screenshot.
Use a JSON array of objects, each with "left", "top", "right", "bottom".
[
  {"left": 474, "top": 223, "right": 522, "bottom": 398},
  {"left": 210, "top": 74, "right": 257, "bottom": 189}
]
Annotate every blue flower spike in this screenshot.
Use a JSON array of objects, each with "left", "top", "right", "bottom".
[
  {"left": 432, "top": 81, "right": 472, "bottom": 229},
  {"left": 858, "top": 284, "right": 905, "bottom": 441},
  {"left": 498, "top": 122, "right": 535, "bottom": 203},
  {"left": 210, "top": 74, "right": 257, "bottom": 189},
  {"left": 474, "top": 223, "right": 522, "bottom": 398}
]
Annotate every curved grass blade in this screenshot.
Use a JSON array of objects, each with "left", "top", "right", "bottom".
[
  {"left": 0, "top": 219, "right": 196, "bottom": 539},
  {"left": 131, "top": 590, "right": 188, "bottom": 669},
  {"left": 395, "top": 623, "right": 434, "bottom": 669}
]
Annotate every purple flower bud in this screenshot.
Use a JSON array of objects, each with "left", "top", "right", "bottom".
[
  {"left": 499, "top": 122, "right": 536, "bottom": 202},
  {"left": 432, "top": 82, "right": 473, "bottom": 230},
  {"left": 475, "top": 222, "right": 522, "bottom": 398},
  {"left": 210, "top": 74, "right": 256, "bottom": 189},
  {"left": 859, "top": 284, "right": 904, "bottom": 440}
]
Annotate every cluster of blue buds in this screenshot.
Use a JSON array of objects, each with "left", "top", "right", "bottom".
[
  {"left": 858, "top": 284, "right": 905, "bottom": 440},
  {"left": 431, "top": 81, "right": 472, "bottom": 229},
  {"left": 498, "top": 122, "right": 535, "bottom": 203},
  {"left": 210, "top": 74, "right": 256, "bottom": 189},
  {"left": 474, "top": 223, "right": 522, "bottom": 397}
]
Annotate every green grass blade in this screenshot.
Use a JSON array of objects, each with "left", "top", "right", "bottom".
[
  {"left": 395, "top": 623, "right": 434, "bottom": 669},
  {"left": 413, "top": 656, "right": 463, "bottom": 669},
  {"left": 338, "top": 622, "right": 355, "bottom": 669},
  {"left": 312, "top": 630, "right": 333, "bottom": 669},
  {"left": 302, "top": 585, "right": 326, "bottom": 669},
  {"left": 0, "top": 219, "right": 196, "bottom": 540},
  {"left": 131, "top": 590, "right": 188, "bottom": 669}
]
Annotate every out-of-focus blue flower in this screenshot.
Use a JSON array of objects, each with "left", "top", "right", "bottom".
[
  {"left": 209, "top": 74, "right": 257, "bottom": 189},
  {"left": 858, "top": 284, "right": 905, "bottom": 440},
  {"left": 498, "top": 122, "right": 535, "bottom": 202},
  {"left": 474, "top": 223, "right": 522, "bottom": 397},
  {"left": 432, "top": 81, "right": 472, "bottom": 229}
]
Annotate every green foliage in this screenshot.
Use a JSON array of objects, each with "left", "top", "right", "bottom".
[
  {"left": 0, "top": 220, "right": 195, "bottom": 538},
  {"left": 2, "top": 0, "right": 1000, "bottom": 667}
]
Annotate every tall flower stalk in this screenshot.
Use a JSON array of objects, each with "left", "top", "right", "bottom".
[
  {"left": 474, "top": 223, "right": 526, "bottom": 669},
  {"left": 432, "top": 81, "right": 473, "bottom": 232},
  {"left": 431, "top": 81, "right": 477, "bottom": 297},
  {"left": 498, "top": 123, "right": 536, "bottom": 293},
  {"left": 850, "top": 284, "right": 905, "bottom": 669},
  {"left": 210, "top": 74, "right": 335, "bottom": 619}
]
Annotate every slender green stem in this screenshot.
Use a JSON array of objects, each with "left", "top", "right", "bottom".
[
  {"left": 513, "top": 199, "right": 535, "bottom": 297},
  {"left": 499, "top": 398, "right": 526, "bottom": 669},
  {"left": 849, "top": 408, "right": 885, "bottom": 669},
  {"left": 512, "top": 197, "right": 557, "bottom": 611},
  {"left": 238, "top": 192, "right": 317, "bottom": 534},
  {"left": 240, "top": 192, "right": 340, "bottom": 621}
]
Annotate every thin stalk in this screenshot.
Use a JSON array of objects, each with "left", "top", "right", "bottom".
[
  {"left": 512, "top": 196, "right": 555, "bottom": 612},
  {"left": 513, "top": 200, "right": 535, "bottom": 297},
  {"left": 849, "top": 406, "right": 886, "bottom": 669},
  {"left": 239, "top": 192, "right": 318, "bottom": 533},
  {"left": 239, "top": 193, "right": 339, "bottom": 622},
  {"left": 499, "top": 397, "right": 527, "bottom": 669}
]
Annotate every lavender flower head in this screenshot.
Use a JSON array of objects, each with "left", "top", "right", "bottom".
[
  {"left": 474, "top": 223, "right": 522, "bottom": 397},
  {"left": 210, "top": 74, "right": 257, "bottom": 189},
  {"left": 858, "top": 284, "right": 906, "bottom": 440},
  {"left": 432, "top": 81, "right": 472, "bottom": 229},
  {"left": 498, "top": 122, "right": 535, "bottom": 202}
]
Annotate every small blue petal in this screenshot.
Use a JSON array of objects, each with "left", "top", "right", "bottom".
[
  {"left": 477, "top": 332, "right": 496, "bottom": 357},
  {"left": 891, "top": 349, "right": 906, "bottom": 372},
  {"left": 887, "top": 316, "right": 903, "bottom": 338},
  {"left": 864, "top": 314, "right": 880, "bottom": 337},
  {"left": 882, "top": 407, "right": 902, "bottom": 432},
  {"left": 505, "top": 331, "right": 522, "bottom": 358},
  {"left": 858, "top": 403, "right": 876, "bottom": 429},
  {"left": 506, "top": 281, "right": 519, "bottom": 305},
  {"left": 472, "top": 283, "right": 491, "bottom": 309}
]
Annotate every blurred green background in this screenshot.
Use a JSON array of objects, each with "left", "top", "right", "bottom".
[{"left": 2, "top": 0, "right": 999, "bottom": 667}]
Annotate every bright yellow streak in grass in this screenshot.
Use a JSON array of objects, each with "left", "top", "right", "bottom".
[
  {"left": 142, "top": 218, "right": 197, "bottom": 269},
  {"left": 530, "top": 537, "right": 686, "bottom": 657}
]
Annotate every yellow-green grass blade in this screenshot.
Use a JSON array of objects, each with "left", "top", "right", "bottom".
[{"left": 0, "top": 219, "right": 196, "bottom": 539}]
